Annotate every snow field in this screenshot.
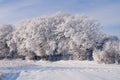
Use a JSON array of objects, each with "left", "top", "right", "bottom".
[{"left": 0, "top": 60, "right": 120, "bottom": 80}]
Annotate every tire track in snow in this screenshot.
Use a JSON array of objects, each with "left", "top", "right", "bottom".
[{"left": 1, "top": 72, "right": 20, "bottom": 80}]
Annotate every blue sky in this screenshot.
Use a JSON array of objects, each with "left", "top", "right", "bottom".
[{"left": 0, "top": 0, "right": 120, "bottom": 37}]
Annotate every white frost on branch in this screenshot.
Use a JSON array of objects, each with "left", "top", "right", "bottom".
[
  {"left": 0, "top": 13, "right": 119, "bottom": 63},
  {"left": 8, "top": 13, "right": 101, "bottom": 60}
]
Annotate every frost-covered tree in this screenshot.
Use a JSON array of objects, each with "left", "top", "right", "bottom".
[
  {"left": 93, "top": 36, "right": 120, "bottom": 64},
  {"left": 9, "top": 13, "right": 70, "bottom": 60},
  {"left": 0, "top": 24, "right": 14, "bottom": 59},
  {"left": 9, "top": 13, "right": 101, "bottom": 60},
  {"left": 59, "top": 15, "right": 101, "bottom": 60},
  {"left": 0, "top": 13, "right": 119, "bottom": 63}
]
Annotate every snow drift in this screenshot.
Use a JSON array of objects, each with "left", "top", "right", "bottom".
[{"left": 0, "top": 13, "right": 120, "bottom": 64}]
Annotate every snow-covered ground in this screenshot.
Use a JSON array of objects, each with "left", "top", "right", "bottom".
[{"left": 0, "top": 60, "right": 120, "bottom": 80}]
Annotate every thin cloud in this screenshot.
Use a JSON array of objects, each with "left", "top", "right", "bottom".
[
  {"left": 85, "top": 3, "right": 120, "bottom": 27},
  {"left": 0, "top": 0, "right": 40, "bottom": 22}
]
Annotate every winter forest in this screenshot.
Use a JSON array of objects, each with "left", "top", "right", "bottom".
[{"left": 0, "top": 13, "right": 120, "bottom": 64}]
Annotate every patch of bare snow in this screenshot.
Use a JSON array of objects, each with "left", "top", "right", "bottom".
[{"left": 0, "top": 60, "right": 120, "bottom": 80}]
